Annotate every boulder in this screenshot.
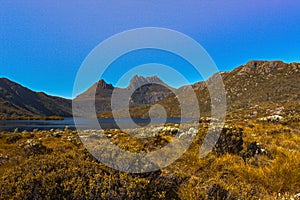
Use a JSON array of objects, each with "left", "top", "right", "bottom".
[
  {"left": 258, "top": 115, "right": 283, "bottom": 123},
  {"left": 213, "top": 126, "right": 243, "bottom": 156}
]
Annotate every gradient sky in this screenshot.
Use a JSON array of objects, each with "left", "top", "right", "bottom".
[{"left": 1, "top": 0, "right": 300, "bottom": 98}]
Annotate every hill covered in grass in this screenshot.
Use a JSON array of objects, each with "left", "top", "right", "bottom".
[{"left": 0, "top": 78, "right": 72, "bottom": 119}]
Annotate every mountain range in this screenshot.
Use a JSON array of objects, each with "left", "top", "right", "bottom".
[
  {"left": 1, "top": 60, "right": 300, "bottom": 119},
  {"left": 86, "top": 60, "right": 300, "bottom": 119}
]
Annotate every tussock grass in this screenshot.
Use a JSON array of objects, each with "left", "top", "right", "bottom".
[{"left": 0, "top": 117, "right": 300, "bottom": 199}]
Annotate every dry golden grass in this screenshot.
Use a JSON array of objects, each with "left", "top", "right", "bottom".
[{"left": 0, "top": 117, "right": 299, "bottom": 199}]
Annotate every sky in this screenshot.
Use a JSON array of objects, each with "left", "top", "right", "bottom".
[{"left": 1, "top": 0, "right": 300, "bottom": 99}]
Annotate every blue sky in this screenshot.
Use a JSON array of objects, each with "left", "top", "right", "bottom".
[{"left": 1, "top": 0, "right": 300, "bottom": 98}]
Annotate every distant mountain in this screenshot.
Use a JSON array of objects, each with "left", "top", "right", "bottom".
[
  {"left": 98, "top": 60, "right": 300, "bottom": 118},
  {"left": 128, "top": 75, "right": 165, "bottom": 90},
  {"left": 128, "top": 75, "right": 172, "bottom": 106},
  {"left": 74, "top": 75, "right": 172, "bottom": 116},
  {"left": 0, "top": 78, "right": 72, "bottom": 119},
  {"left": 2, "top": 60, "right": 300, "bottom": 120}
]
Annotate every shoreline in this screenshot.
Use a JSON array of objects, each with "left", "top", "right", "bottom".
[{"left": 0, "top": 116, "right": 65, "bottom": 121}]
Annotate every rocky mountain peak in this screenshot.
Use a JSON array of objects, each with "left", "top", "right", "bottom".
[
  {"left": 128, "top": 75, "right": 164, "bottom": 90},
  {"left": 245, "top": 60, "right": 266, "bottom": 68},
  {"left": 97, "top": 80, "right": 114, "bottom": 90},
  {"left": 237, "top": 60, "right": 288, "bottom": 75}
]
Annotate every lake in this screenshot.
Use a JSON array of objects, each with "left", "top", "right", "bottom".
[{"left": 0, "top": 117, "right": 194, "bottom": 132}]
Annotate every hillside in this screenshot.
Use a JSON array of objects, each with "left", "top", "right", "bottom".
[
  {"left": 2, "top": 60, "right": 300, "bottom": 120},
  {"left": 99, "top": 60, "right": 300, "bottom": 118},
  {"left": 0, "top": 78, "right": 72, "bottom": 119}
]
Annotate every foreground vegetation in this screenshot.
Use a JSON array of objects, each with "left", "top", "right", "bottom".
[{"left": 0, "top": 116, "right": 299, "bottom": 199}]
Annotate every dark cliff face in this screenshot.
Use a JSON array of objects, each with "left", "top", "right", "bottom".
[
  {"left": 129, "top": 83, "right": 172, "bottom": 107},
  {"left": 0, "top": 78, "right": 72, "bottom": 119},
  {"left": 128, "top": 75, "right": 165, "bottom": 90},
  {"left": 128, "top": 75, "right": 172, "bottom": 106},
  {"left": 97, "top": 80, "right": 114, "bottom": 90}
]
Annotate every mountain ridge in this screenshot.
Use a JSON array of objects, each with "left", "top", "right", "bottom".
[
  {"left": 1, "top": 60, "right": 300, "bottom": 119},
  {"left": 74, "top": 75, "right": 173, "bottom": 116},
  {"left": 98, "top": 60, "right": 300, "bottom": 118}
]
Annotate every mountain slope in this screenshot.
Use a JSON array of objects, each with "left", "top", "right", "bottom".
[
  {"left": 99, "top": 60, "right": 300, "bottom": 118},
  {"left": 184, "top": 60, "right": 299, "bottom": 109},
  {"left": 2, "top": 60, "right": 300, "bottom": 120},
  {"left": 0, "top": 78, "right": 72, "bottom": 119}
]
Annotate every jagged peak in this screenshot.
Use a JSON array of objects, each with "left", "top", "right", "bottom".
[
  {"left": 94, "top": 75, "right": 164, "bottom": 90},
  {"left": 128, "top": 75, "right": 164, "bottom": 89},
  {"left": 96, "top": 79, "right": 114, "bottom": 89},
  {"left": 130, "top": 75, "right": 162, "bottom": 82}
]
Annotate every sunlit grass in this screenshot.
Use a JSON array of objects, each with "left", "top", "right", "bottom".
[{"left": 0, "top": 117, "right": 299, "bottom": 199}]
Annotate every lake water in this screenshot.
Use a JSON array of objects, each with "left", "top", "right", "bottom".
[{"left": 0, "top": 117, "right": 193, "bottom": 132}]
